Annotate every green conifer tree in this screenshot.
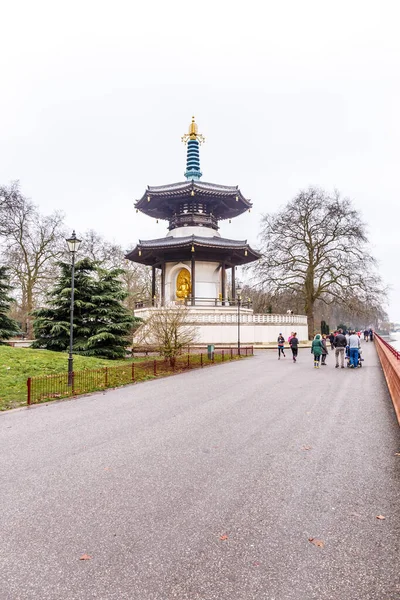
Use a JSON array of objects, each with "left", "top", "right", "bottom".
[
  {"left": 0, "top": 267, "right": 19, "bottom": 342},
  {"left": 75, "top": 267, "right": 136, "bottom": 359},
  {"left": 33, "top": 259, "right": 137, "bottom": 359},
  {"left": 32, "top": 258, "right": 98, "bottom": 351}
]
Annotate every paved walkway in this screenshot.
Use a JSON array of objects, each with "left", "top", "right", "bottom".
[{"left": 0, "top": 343, "right": 399, "bottom": 600}]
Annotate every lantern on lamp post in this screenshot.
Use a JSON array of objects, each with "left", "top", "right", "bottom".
[{"left": 66, "top": 231, "right": 81, "bottom": 385}]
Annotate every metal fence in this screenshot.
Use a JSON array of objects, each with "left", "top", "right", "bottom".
[{"left": 27, "top": 347, "right": 254, "bottom": 405}]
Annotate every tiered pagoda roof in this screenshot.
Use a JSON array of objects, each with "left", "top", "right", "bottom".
[
  {"left": 126, "top": 234, "right": 261, "bottom": 267},
  {"left": 135, "top": 180, "right": 252, "bottom": 231}
]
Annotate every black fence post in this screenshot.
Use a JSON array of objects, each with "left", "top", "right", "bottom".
[
  {"left": 131, "top": 362, "right": 135, "bottom": 382},
  {"left": 201, "top": 353, "right": 203, "bottom": 367},
  {"left": 187, "top": 353, "right": 190, "bottom": 368},
  {"left": 154, "top": 360, "right": 157, "bottom": 376},
  {"left": 27, "top": 378, "right": 31, "bottom": 405},
  {"left": 104, "top": 367, "right": 108, "bottom": 388}
]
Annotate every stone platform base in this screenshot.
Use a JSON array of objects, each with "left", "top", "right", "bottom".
[{"left": 133, "top": 306, "right": 308, "bottom": 345}]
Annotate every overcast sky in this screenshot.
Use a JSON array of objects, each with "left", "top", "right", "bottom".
[{"left": 1, "top": 0, "right": 399, "bottom": 320}]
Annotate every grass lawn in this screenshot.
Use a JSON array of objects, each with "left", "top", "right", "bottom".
[
  {"left": 0, "top": 346, "right": 130, "bottom": 411},
  {"left": 0, "top": 346, "right": 248, "bottom": 411}
]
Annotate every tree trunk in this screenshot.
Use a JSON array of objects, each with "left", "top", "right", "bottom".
[
  {"left": 305, "top": 299, "right": 315, "bottom": 340},
  {"left": 26, "top": 285, "right": 34, "bottom": 339},
  {"left": 307, "top": 310, "right": 315, "bottom": 340},
  {"left": 20, "top": 289, "right": 28, "bottom": 336}
]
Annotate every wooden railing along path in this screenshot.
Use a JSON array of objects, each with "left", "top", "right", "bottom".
[{"left": 374, "top": 333, "right": 400, "bottom": 425}]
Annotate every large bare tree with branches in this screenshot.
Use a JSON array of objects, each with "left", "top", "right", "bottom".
[
  {"left": 256, "top": 187, "right": 386, "bottom": 338},
  {"left": 0, "top": 183, "right": 66, "bottom": 337}
]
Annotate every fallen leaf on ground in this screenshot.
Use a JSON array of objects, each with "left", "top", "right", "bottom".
[
  {"left": 79, "top": 554, "right": 92, "bottom": 560},
  {"left": 220, "top": 534, "right": 228, "bottom": 541},
  {"left": 302, "top": 445, "right": 312, "bottom": 451},
  {"left": 308, "top": 537, "right": 325, "bottom": 548},
  {"left": 376, "top": 515, "right": 386, "bottom": 520}
]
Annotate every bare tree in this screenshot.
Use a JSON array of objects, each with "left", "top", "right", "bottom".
[
  {"left": 0, "top": 184, "right": 66, "bottom": 337},
  {"left": 78, "top": 231, "right": 152, "bottom": 310},
  {"left": 242, "top": 282, "right": 386, "bottom": 331},
  {"left": 78, "top": 229, "right": 123, "bottom": 268},
  {"left": 134, "top": 305, "right": 198, "bottom": 366},
  {"left": 255, "top": 187, "right": 386, "bottom": 338},
  {"left": 120, "top": 261, "right": 153, "bottom": 312},
  {"left": 0, "top": 182, "right": 29, "bottom": 238}
]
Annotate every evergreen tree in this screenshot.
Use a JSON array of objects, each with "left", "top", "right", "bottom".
[
  {"left": 32, "top": 258, "right": 98, "bottom": 351},
  {"left": 33, "top": 259, "right": 137, "bottom": 359},
  {"left": 0, "top": 267, "right": 19, "bottom": 342},
  {"left": 75, "top": 267, "right": 136, "bottom": 359}
]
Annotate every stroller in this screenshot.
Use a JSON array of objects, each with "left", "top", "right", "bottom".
[{"left": 346, "top": 346, "right": 363, "bottom": 368}]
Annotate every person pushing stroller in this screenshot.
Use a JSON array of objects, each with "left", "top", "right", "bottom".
[{"left": 348, "top": 330, "right": 361, "bottom": 368}]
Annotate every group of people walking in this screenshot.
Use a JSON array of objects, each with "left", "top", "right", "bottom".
[
  {"left": 277, "top": 332, "right": 299, "bottom": 362},
  {"left": 277, "top": 328, "right": 373, "bottom": 369},
  {"left": 363, "top": 329, "right": 374, "bottom": 342}
]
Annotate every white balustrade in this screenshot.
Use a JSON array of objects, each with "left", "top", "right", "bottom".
[{"left": 133, "top": 306, "right": 307, "bottom": 326}]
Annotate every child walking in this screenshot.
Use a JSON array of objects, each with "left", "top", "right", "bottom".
[{"left": 311, "top": 334, "right": 323, "bottom": 368}]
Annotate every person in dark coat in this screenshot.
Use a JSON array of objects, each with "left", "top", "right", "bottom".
[
  {"left": 329, "top": 332, "right": 335, "bottom": 350},
  {"left": 333, "top": 328, "right": 347, "bottom": 368},
  {"left": 289, "top": 332, "right": 299, "bottom": 362},
  {"left": 321, "top": 334, "right": 328, "bottom": 365},
  {"left": 369, "top": 329, "right": 374, "bottom": 341}
]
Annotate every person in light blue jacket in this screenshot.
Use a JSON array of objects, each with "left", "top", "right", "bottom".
[{"left": 348, "top": 331, "right": 361, "bottom": 368}]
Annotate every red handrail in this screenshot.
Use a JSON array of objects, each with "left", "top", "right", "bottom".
[{"left": 374, "top": 333, "right": 400, "bottom": 360}]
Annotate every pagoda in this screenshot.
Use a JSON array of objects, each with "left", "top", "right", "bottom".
[{"left": 126, "top": 117, "right": 261, "bottom": 306}]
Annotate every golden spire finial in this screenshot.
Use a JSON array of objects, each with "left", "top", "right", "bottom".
[{"left": 181, "top": 116, "right": 205, "bottom": 145}]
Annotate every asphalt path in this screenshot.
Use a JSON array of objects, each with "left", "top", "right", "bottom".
[{"left": 0, "top": 343, "right": 399, "bottom": 600}]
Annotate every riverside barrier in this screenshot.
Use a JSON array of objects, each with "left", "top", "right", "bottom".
[
  {"left": 374, "top": 333, "right": 400, "bottom": 425},
  {"left": 26, "top": 347, "right": 253, "bottom": 406}
]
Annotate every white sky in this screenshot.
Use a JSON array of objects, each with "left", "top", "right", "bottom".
[{"left": 1, "top": 0, "right": 399, "bottom": 320}]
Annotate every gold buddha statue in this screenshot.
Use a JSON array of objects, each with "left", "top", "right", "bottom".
[{"left": 176, "top": 268, "right": 191, "bottom": 299}]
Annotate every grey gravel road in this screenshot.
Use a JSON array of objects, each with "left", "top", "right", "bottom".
[{"left": 1, "top": 344, "right": 399, "bottom": 600}]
